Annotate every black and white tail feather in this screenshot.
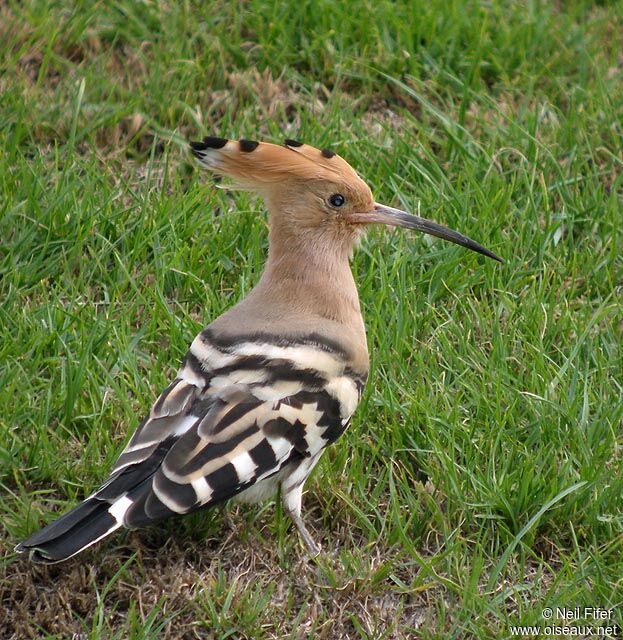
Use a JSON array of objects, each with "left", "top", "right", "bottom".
[{"left": 16, "top": 328, "right": 365, "bottom": 563}]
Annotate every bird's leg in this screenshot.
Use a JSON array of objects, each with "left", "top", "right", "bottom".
[
  {"left": 282, "top": 482, "right": 321, "bottom": 557},
  {"left": 290, "top": 511, "right": 321, "bottom": 557},
  {"left": 220, "top": 503, "right": 237, "bottom": 532}
]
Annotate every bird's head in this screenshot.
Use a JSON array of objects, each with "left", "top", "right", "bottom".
[{"left": 191, "top": 137, "right": 502, "bottom": 262}]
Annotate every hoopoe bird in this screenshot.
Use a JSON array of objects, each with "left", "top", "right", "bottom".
[{"left": 16, "top": 137, "right": 501, "bottom": 563}]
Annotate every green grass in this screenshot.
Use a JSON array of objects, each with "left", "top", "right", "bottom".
[{"left": 1, "top": 0, "right": 622, "bottom": 638}]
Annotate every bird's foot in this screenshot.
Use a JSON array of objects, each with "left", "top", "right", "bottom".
[{"left": 291, "top": 513, "right": 321, "bottom": 558}]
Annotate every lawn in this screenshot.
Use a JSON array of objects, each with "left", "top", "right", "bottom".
[{"left": 1, "top": 1, "right": 621, "bottom": 638}]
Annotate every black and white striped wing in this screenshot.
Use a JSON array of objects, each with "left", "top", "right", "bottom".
[
  {"left": 95, "top": 385, "right": 318, "bottom": 528},
  {"left": 95, "top": 329, "right": 365, "bottom": 529}
]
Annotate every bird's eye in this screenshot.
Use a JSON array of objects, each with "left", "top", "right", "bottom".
[{"left": 328, "top": 193, "right": 346, "bottom": 208}]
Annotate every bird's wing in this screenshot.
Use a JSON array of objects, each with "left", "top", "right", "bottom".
[{"left": 92, "top": 327, "right": 365, "bottom": 528}]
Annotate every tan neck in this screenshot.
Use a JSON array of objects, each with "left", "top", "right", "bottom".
[
  {"left": 253, "top": 217, "right": 360, "bottom": 322},
  {"left": 210, "top": 216, "right": 369, "bottom": 371}
]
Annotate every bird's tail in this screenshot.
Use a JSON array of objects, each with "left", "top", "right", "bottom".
[{"left": 15, "top": 496, "right": 123, "bottom": 564}]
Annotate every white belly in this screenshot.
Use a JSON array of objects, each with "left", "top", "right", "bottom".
[
  {"left": 234, "top": 473, "right": 282, "bottom": 504},
  {"left": 233, "top": 450, "right": 323, "bottom": 506}
]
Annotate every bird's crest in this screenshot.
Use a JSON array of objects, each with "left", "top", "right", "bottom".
[{"left": 190, "top": 136, "right": 363, "bottom": 190}]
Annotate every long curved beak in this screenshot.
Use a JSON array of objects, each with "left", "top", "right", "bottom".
[{"left": 352, "top": 203, "right": 503, "bottom": 263}]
